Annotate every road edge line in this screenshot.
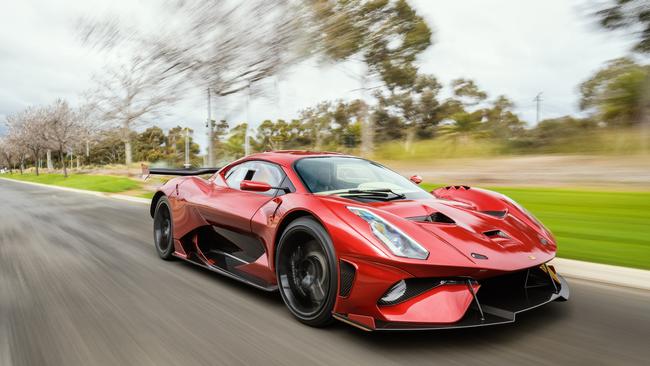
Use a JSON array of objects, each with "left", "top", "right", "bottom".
[{"left": 0, "top": 176, "right": 150, "bottom": 204}]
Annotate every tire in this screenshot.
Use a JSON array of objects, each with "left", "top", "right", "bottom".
[
  {"left": 153, "top": 196, "right": 175, "bottom": 260},
  {"left": 276, "top": 217, "right": 337, "bottom": 327}
]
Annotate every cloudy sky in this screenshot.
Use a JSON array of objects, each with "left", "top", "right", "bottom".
[{"left": 0, "top": 0, "right": 632, "bottom": 148}]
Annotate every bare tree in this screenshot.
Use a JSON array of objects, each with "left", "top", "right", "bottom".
[
  {"left": 0, "top": 136, "right": 15, "bottom": 172},
  {"left": 88, "top": 56, "right": 177, "bottom": 166},
  {"left": 44, "top": 99, "right": 81, "bottom": 178},
  {"left": 5, "top": 108, "right": 48, "bottom": 175},
  {"left": 80, "top": 0, "right": 312, "bottom": 165}
]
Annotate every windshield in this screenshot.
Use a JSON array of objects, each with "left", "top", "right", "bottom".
[{"left": 294, "top": 157, "right": 431, "bottom": 200}]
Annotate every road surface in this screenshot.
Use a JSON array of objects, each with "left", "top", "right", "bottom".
[{"left": 1, "top": 179, "right": 649, "bottom": 366}]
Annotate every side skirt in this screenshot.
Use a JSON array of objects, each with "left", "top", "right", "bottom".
[{"left": 173, "top": 253, "right": 278, "bottom": 292}]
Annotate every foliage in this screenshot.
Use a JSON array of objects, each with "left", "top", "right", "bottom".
[
  {"left": 580, "top": 58, "right": 650, "bottom": 126},
  {"left": 592, "top": 0, "right": 650, "bottom": 54}
]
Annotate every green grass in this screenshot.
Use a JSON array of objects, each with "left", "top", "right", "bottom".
[
  {"left": 138, "top": 192, "right": 155, "bottom": 199},
  {"left": 2, "top": 173, "right": 141, "bottom": 193},
  {"left": 421, "top": 183, "right": 650, "bottom": 270}
]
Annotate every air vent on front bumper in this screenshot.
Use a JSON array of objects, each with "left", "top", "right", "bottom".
[
  {"left": 339, "top": 260, "right": 356, "bottom": 297},
  {"left": 407, "top": 212, "right": 455, "bottom": 224},
  {"left": 378, "top": 279, "right": 467, "bottom": 306}
]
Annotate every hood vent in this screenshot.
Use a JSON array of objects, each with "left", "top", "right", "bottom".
[
  {"left": 484, "top": 229, "right": 509, "bottom": 239},
  {"left": 408, "top": 212, "right": 455, "bottom": 224},
  {"left": 442, "top": 185, "right": 470, "bottom": 191},
  {"left": 481, "top": 210, "right": 507, "bottom": 218}
]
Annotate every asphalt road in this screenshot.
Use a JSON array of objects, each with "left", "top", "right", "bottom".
[{"left": 1, "top": 179, "right": 649, "bottom": 366}]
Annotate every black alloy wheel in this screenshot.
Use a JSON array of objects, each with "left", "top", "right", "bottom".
[{"left": 276, "top": 217, "right": 337, "bottom": 327}]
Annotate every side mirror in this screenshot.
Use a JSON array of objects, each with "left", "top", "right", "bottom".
[
  {"left": 240, "top": 180, "right": 272, "bottom": 192},
  {"left": 409, "top": 175, "right": 423, "bottom": 185}
]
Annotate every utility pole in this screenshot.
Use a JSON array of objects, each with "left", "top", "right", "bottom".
[
  {"left": 244, "top": 81, "right": 252, "bottom": 156},
  {"left": 206, "top": 88, "right": 214, "bottom": 167},
  {"left": 184, "top": 127, "right": 191, "bottom": 169},
  {"left": 534, "top": 92, "right": 543, "bottom": 124}
]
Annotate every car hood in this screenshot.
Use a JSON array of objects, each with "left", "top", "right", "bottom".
[{"left": 323, "top": 188, "right": 557, "bottom": 272}]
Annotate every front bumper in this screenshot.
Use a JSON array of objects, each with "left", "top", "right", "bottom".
[{"left": 333, "top": 262, "right": 569, "bottom": 331}]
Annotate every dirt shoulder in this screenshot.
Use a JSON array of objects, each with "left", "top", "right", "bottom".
[{"left": 384, "top": 154, "right": 650, "bottom": 189}]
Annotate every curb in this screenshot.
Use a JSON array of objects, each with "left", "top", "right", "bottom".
[
  {"left": 549, "top": 257, "right": 650, "bottom": 291},
  {"left": 2, "top": 176, "right": 649, "bottom": 291}
]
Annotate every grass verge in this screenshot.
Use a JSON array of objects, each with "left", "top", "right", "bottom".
[
  {"left": 1, "top": 173, "right": 141, "bottom": 193},
  {"left": 422, "top": 183, "right": 650, "bottom": 270}
]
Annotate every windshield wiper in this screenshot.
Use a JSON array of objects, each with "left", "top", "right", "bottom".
[{"left": 336, "top": 189, "right": 406, "bottom": 201}]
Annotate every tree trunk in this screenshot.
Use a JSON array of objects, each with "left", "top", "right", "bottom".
[
  {"left": 46, "top": 150, "right": 53, "bottom": 170},
  {"left": 60, "top": 149, "right": 68, "bottom": 178},
  {"left": 640, "top": 74, "right": 650, "bottom": 154},
  {"left": 76, "top": 155, "right": 80, "bottom": 169},
  {"left": 404, "top": 126, "right": 417, "bottom": 153},
  {"left": 34, "top": 152, "right": 39, "bottom": 176},
  {"left": 124, "top": 139, "right": 133, "bottom": 166},
  {"left": 360, "top": 106, "right": 374, "bottom": 158}
]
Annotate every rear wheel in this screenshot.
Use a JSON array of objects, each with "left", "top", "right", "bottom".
[
  {"left": 153, "top": 196, "right": 175, "bottom": 260},
  {"left": 276, "top": 217, "right": 337, "bottom": 327}
]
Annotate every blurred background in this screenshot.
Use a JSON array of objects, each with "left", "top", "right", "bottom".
[
  {"left": 1, "top": 0, "right": 648, "bottom": 270},
  {"left": 1, "top": 1, "right": 650, "bottom": 365}
]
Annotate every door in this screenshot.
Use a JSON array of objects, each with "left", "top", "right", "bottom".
[{"left": 188, "top": 160, "right": 288, "bottom": 281}]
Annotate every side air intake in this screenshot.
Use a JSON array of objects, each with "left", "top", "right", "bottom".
[{"left": 339, "top": 260, "right": 356, "bottom": 297}]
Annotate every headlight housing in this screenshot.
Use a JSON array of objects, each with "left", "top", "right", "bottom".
[{"left": 348, "top": 207, "right": 429, "bottom": 260}]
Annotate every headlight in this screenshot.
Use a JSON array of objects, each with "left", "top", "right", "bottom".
[{"left": 348, "top": 207, "right": 429, "bottom": 260}]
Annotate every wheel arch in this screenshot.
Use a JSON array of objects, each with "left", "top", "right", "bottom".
[
  {"left": 272, "top": 209, "right": 331, "bottom": 268},
  {"left": 150, "top": 191, "right": 166, "bottom": 218}
]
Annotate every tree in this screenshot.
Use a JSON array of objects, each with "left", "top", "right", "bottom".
[
  {"left": 43, "top": 99, "right": 82, "bottom": 177},
  {"left": 438, "top": 110, "right": 485, "bottom": 144},
  {"left": 135, "top": 126, "right": 167, "bottom": 163},
  {"left": 87, "top": 129, "right": 126, "bottom": 165},
  {"left": 89, "top": 56, "right": 178, "bottom": 165},
  {"left": 0, "top": 137, "right": 16, "bottom": 172},
  {"left": 373, "top": 74, "right": 442, "bottom": 150},
  {"left": 311, "top": 0, "right": 434, "bottom": 155},
  {"left": 223, "top": 123, "right": 249, "bottom": 159},
  {"left": 209, "top": 119, "right": 230, "bottom": 163},
  {"left": 434, "top": 78, "right": 490, "bottom": 143},
  {"left": 580, "top": 57, "right": 649, "bottom": 126},
  {"left": 592, "top": 0, "right": 650, "bottom": 53},
  {"left": 483, "top": 95, "right": 526, "bottom": 140},
  {"left": 5, "top": 107, "right": 48, "bottom": 175},
  {"left": 165, "top": 126, "right": 201, "bottom": 166}
]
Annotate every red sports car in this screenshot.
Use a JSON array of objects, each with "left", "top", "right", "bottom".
[{"left": 144, "top": 151, "right": 568, "bottom": 331}]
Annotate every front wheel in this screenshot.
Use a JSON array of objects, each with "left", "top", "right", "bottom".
[{"left": 276, "top": 217, "right": 337, "bottom": 327}]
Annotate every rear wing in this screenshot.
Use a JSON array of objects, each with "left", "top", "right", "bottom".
[{"left": 141, "top": 164, "right": 221, "bottom": 180}]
